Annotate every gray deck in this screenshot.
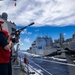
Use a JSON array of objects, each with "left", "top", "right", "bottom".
[{"left": 20, "top": 71, "right": 25, "bottom": 75}]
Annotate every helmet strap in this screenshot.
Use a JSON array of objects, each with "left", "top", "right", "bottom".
[{"left": 0, "top": 24, "right": 2, "bottom": 30}]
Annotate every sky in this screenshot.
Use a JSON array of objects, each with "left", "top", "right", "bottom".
[
  {"left": 0, "top": 0, "right": 75, "bottom": 50},
  {"left": 17, "top": 25, "right": 75, "bottom": 50}
]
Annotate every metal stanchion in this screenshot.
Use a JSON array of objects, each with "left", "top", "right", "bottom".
[
  {"left": 12, "top": 44, "right": 21, "bottom": 75},
  {"left": 12, "top": 65, "right": 21, "bottom": 75},
  {"left": 65, "top": 53, "right": 75, "bottom": 75}
]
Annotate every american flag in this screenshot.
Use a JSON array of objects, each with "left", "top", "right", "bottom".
[{"left": 32, "top": 41, "right": 36, "bottom": 46}]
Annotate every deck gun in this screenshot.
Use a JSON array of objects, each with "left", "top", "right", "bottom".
[{"left": 11, "top": 22, "right": 34, "bottom": 36}]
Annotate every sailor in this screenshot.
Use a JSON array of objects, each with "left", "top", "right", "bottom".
[
  {"left": 0, "top": 21, "right": 12, "bottom": 75},
  {"left": 8, "top": 31, "right": 20, "bottom": 75}
]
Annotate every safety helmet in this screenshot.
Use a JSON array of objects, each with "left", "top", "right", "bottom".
[{"left": 0, "top": 30, "right": 9, "bottom": 38}]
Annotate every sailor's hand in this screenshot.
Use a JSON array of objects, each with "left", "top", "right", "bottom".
[
  {"left": 7, "top": 35, "right": 12, "bottom": 43},
  {"left": 9, "top": 41, "right": 13, "bottom": 51},
  {"left": 15, "top": 36, "right": 20, "bottom": 43},
  {"left": 4, "top": 41, "right": 12, "bottom": 51},
  {"left": 16, "top": 30, "right": 21, "bottom": 35}
]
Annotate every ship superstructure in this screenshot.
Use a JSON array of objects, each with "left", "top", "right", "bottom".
[
  {"left": 28, "top": 32, "right": 75, "bottom": 56},
  {"left": 0, "top": 12, "right": 24, "bottom": 75},
  {"left": 28, "top": 35, "right": 62, "bottom": 56},
  {"left": 0, "top": 12, "right": 16, "bottom": 34}
]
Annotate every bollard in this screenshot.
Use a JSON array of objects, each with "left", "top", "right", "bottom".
[{"left": 12, "top": 65, "right": 21, "bottom": 75}]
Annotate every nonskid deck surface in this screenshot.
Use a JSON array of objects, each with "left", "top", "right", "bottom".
[{"left": 20, "top": 71, "right": 25, "bottom": 75}]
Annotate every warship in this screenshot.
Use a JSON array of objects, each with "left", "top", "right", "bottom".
[{"left": 0, "top": 12, "right": 75, "bottom": 75}]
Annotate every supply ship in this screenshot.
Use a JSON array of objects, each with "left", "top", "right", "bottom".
[
  {"left": 27, "top": 36, "right": 62, "bottom": 56},
  {"left": 28, "top": 32, "right": 75, "bottom": 57}
]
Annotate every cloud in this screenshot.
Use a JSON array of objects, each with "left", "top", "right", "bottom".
[
  {"left": 19, "top": 38, "right": 31, "bottom": 50},
  {"left": 19, "top": 39, "right": 24, "bottom": 45},
  {"left": 27, "top": 32, "right": 32, "bottom": 34},
  {"left": 21, "top": 29, "right": 32, "bottom": 34},
  {"left": 63, "top": 33, "right": 66, "bottom": 36},
  {"left": 0, "top": 0, "right": 75, "bottom": 26},
  {"left": 24, "top": 38, "right": 30, "bottom": 43},
  {"left": 21, "top": 29, "right": 26, "bottom": 34}
]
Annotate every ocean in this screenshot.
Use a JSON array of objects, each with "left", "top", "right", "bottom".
[{"left": 18, "top": 50, "right": 69, "bottom": 75}]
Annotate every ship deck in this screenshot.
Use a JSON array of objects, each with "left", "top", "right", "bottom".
[{"left": 20, "top": 71, "right": 25, "bottom": 75}]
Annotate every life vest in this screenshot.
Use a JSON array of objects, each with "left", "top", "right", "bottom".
[{"left": 0, "top": 30, "right": 11, "bottom": 63}]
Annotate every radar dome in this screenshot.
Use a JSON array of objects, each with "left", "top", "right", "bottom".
[{"left": 2, "top": 12, "right": 8, "bottom": 20}]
